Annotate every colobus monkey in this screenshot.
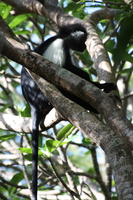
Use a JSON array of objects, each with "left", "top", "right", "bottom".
[{"left": 21, "top": 25, "right": 116, "bottom": 200}]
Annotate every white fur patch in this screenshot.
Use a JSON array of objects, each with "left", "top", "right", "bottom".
[{"left": 42, "top": 38, "right": 66, "bottom": 67}]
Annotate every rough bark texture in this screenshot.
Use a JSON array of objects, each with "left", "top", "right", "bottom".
[{"left": 0, "top": 1, "right": 133, "bottom": 199}]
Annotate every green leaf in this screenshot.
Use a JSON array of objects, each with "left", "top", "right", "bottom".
[
  {"left": 0, "top": 64, "right": 7, "bottom": 71},
  {"left": 39, "top": 145, "right": 51, "bottom": 158},
  {"left": 8, "top": 172, "right": 24, "bottom": 196},
  {"left": 0, "top": 2, "right": 11, "bottom": 19},
  {"left": 39, "top": 135, "right": 78, "bottom": 157},
  {"left": 82, "top": 138, "right": 91, "bottom": 145},
  {"left": 45, "top": 140, "right": 61, "bottom": 153},
  {"left": 64, "top": 2, "right": 86, "bottom": 19},
  {"left": 105, "top": 40, "right": 115, "bottom": 52},
  {"left": 56, "top": 123, "right": 74, "bottom": 140},
  {"left": 123, "top": 53, "right": 133, "bottom": 63},
  {"left": 118, "top": 67, "right": 133, "bottom": 74},
  {"left": 14, "top": 30, "right": 31, "bottom": 35},
  {"left": 18, "top": 147, "right": 32, "bottom": 154},
  {"left": 15, "top": 103, "right": 31, "bottom": 117},
  {"left": 113, "top": 14, "right": 133, "bottom": 65},
  {"left": 3, "top": 4, "right": 12, "bottom": 19},
  {"left": 45, "top": 138, "right": 77, "bottom": 152},
  {"left": 0, "top": 134, "right": 16, "bottom": 141},
  {"left": 0, "top": 103, "right": 10, "bottom": 112},
  {"left": 23, "top": 154, "right": 32, "bottom": 161},
  {"left": 9, "top": 14, "right": 28, "bottom": 29}
]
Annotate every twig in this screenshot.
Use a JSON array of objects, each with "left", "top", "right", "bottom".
[
  {"left": 0, "top": 176, "right": 27, "bottom": 189},
  {"left": 48, "top": 157, "right": 79, "bottom": 199},
  {"left": 121, "top": 91, "right": 133, "bottom": 100},
  {"left": 91, "top": 148, "right": 112, "bottom": 200},
  {"left": 20, "top": 135, "right": 32, "bottom": 199}
]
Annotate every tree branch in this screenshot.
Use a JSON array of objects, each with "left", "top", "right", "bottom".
[
  {"left": 0, "top": 109, "right": 62, "bottom": 133},
  {"left": 0, "top": 15, "right": 133, "bottom": 149}
]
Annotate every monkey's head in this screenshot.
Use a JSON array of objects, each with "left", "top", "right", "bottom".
[{"left": 58, "top": 24, "right": 87, "bottom": 52}]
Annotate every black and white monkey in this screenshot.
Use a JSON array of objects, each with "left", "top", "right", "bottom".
[{"left": 21, "top": 25, "right": 116, "bottom": 200}]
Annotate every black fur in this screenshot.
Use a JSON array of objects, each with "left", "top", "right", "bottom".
[{"left": 21, "top": 27, "right": 116, "bottom": 200}]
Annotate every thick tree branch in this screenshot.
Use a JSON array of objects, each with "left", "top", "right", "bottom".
[
  {"left": 0, "top": 109, "right": 62, "bottom": 133},
  {"left": 1, "top": 2, "right": 133, "bottom": 199},
  {"left": 87, "top": 8, "right": 120, "bottom": 25},
  {"left": 85, "top": 9, "right": 120, "bottom": 84},
  {"left": 0, "top": 1, "right": 118, "bottom": 86},
  {"left": 27, "top": 73, "right": 133, "bottom": 200},
  {"left": 1, "top": 0, "right": 119, "bottom": 81},
  {"left": 0, "top": 15, "right": 133, "bottom": 149},
  {"left": 2, "top": 1, "right": 120, "bottom": 93}
]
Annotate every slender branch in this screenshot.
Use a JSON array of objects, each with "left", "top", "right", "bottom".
[
  {"left": 0, "top": 176, "right": 27, "bottom": 189},
  {"left": 52, "top": 127, "right": 81, "bottom": 199},
  {"left": 91, "top": 148, "right": 111, "bottom": 200},
  {"left": 122, "top": 91, "right": 133, "bottom": 100},
  {"left": 20, "top": 135, "right": 32, "bottom": 199},
  {"left": 48, "top": 157, "right": 79, "bottom": 199}
]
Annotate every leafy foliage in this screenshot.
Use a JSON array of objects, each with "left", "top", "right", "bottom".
[{"left": 0, "top": 0, "right": 133, "bottom": 200}]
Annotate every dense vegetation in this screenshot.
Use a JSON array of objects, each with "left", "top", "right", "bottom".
[{"left": 0, "top": 0, "right": 133, "bottom": 199}]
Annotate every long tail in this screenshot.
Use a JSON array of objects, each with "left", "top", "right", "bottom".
[{"left": 31, "top": 110, "right": 41, "bottom": 200}]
